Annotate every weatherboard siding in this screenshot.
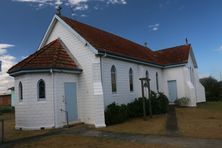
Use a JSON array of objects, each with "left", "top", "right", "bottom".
[
  {"left": 186, "top": 54, "right": 206, "bottom": 103},
  {"left": 14, "top": 73, "right": 54, "bottom": 130},
  {"left": 44, "top": 20, "right": 105, "bottom": 127},
  {"left": 101, "top": 57, "right": 163, "bottom": 107}
]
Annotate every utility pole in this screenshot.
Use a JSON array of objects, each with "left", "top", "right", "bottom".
[{"left": 220, "top": 72, "right": 222, "bottom": 82}]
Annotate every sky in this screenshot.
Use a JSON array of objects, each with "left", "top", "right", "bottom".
[{"left": 1, "top": 0, "right": 222, "bottom": 93}]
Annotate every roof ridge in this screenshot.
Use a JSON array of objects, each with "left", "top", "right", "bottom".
[
  {"left": 20, "top": 39, "right": 58, "bottom": 69},
  {"left": 155, "top": 44, "right": 191, "bottom": 52},
  {"left": 60, "top": 16, "right": 153, "bottom": 52},
  {"left": 8, "top": 38, "right": 81, "bottom": 75},
  {"left": 8, "top": 39, "right": 59, "bottom": 73},
  {"left": 53, "top": 39, "right": 63, "bottom": 67}
]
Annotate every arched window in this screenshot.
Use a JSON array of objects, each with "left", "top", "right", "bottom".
[
  {"left": 38, "top": 79, "right": 46, "bottom": 100},
  {"left": 129, "top": 68, "right": 134, "bottom": 91},
  {"left": 18, "top": 82, "right": 23, "bottom": 101},
  {"left": 146, "top": 70, "right": 149, "bottom": 79},
  {"left": 111, "top": 65, "right": 117, "bottom": 92},
  {"left": 156, "top": 72, "right": 159, "bottom": 92}
]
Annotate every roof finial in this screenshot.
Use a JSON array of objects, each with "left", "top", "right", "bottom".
[
  {"left": 56, "top": 4, "right": 62, "bottom": 16},
  {"left": 144, "top": 42, "right": 148, "bottom": 48},
  {"left": 185, "top": 38, "right": 189, "bottom": 45}
]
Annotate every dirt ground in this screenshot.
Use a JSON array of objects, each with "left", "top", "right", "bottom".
[
  {"left": 13, "top": 135, "right": 180, "bottom": 148},
  {"left": 176, "top": 102, "right": 222, "bottom": 139},
  {"left": 100, "top": 114, "right": 167, "bottom": 135},
  {"left": 0, "top": 113, "right": 49, "bottom": 142}
]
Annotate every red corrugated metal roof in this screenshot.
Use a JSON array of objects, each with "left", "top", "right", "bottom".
[
  {"left": 8, "top": 39, "right": 80, "bottom": 74},
  {"left": 60, "top": 16, "right": 191, "bottom": 66},
  {"left": 8, "top": 16, "right": 192, "bottom": 75},
  {"left": 154, "top": 45, "right": 191, "bottom": 65}
]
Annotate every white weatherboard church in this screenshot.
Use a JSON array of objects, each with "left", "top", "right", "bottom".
[{"left": 8, "top": 14, "right": 205, "bottom": 130}]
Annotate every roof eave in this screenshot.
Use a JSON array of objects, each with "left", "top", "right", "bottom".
[
  {"left": 9, "top": 68, "right": 83, "bottom": 77},
  {"left": 97, "top": 51, "right": 163, "bottom": 68},
  {"left": 39, "top": 15, "right": 98, "bottom": 54},
  {"left": 163, "top": 62, "right": 187, "bottom": 68}
]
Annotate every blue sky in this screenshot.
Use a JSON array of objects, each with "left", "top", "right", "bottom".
[{"left": 1, "top": 0, "right": 222, "bottom": 93}]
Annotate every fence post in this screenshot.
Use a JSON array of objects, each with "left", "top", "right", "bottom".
[{"left": 0, "top": 119, "right": 4, "bottom": 143}]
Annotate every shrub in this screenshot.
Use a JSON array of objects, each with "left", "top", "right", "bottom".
[
  {"left": 157, "top": 92, "right": 169, "bottom": 113},
  {"left": 127, "top": 97, "right": 149, "bottom": 118},
  {"left": 150, "top": 91, "right": 169, "bottom": 114},
  {"left": 175, "top": 97, "right": 190, "bottom": 106},
  {"left": 105, "top": 103, "right": 128, "bottom": 125},
  {"left": 105, "top": 92, "right": 169, "bottom": 125}
]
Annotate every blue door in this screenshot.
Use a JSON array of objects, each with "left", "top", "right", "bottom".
[
  {"left": 64, "top": 82, "right": 77, "bottom": 122},
  {"left": 167, "top": 80, "right": 178, "bottom": 102}
]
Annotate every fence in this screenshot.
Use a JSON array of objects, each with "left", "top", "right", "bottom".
[{"left": 0, "top": 119, "right": 4, "bottom": 143}]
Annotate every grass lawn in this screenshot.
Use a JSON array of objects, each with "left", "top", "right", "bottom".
[
  {"left": 0, "top": 113, "right": 49, "bottom": 142},
  {"left": 99, "top": 114, "right": 167, "bottom": 135},
  {"left": 176, "top": 101, "right": 222, "bottom": 139},
  {"left": 13, "top": 135, "right": 180, "bottom": 148}
]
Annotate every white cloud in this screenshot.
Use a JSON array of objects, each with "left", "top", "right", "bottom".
[
  {"left": 199, "top": 73, "right": 210, "bottom": 79},
  {"left": 68, "top": 0, "right": 88, "bottom": 5},
  {"left": 13, "top": 0, "right": 127, "bottom": 15},
  {"left": 107, "top": 0, "right": 127, "bottom": 5},
  {"left": 0, "top": 44, "right": 16, "bottom": 94},
  {"left": 148, "top": 23, "right": 160, "bottom": 31},
  {"left": 215, "top": 45, "right": 222, "bottom": 52},
  {"left": 0, "top": 44, "right": 14, "bottom": 55}
]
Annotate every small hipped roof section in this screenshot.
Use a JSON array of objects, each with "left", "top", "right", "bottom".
[{"left": 8, "top": 39, "right": 82, "bottom": 76}]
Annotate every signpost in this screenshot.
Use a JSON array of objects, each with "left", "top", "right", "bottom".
[{"left": 139, "top": 77, "right": 152, "bottom": 120}]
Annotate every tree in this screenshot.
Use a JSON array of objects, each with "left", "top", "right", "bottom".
[{"left": 200, "top": 77, "right": 222, "bottom": 101}]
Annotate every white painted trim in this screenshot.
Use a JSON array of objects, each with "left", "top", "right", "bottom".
[
  {"left": 95, "top": 123, "right": 106, "bottom": 128},
  {"left": 99, "top": 53, "right": 163, "bottom": 68},
  {"left": 39, "top": 15, "right": 98, "bottom": 54},
  {"left": 9, "top": 68, "right": 82, "bottom": 76},
  {"left": 99, "top": 53, "right": 187, "bottom": 69},
  {"left": 38, "top": 15, "right": 57, "bottom": 50},
  {"left": 189, "top": 47, "right": 198, "bottom": 68}
]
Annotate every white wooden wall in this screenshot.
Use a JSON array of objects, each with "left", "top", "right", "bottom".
[
  {"left": 44, "top": 20, "right": 105, "bottom": 127},
  {"left": 101, "top": 57, "right": 163, "bottom": 107},
  {"left": 14, "top": 73, "right": 54, "bottom": 130}
]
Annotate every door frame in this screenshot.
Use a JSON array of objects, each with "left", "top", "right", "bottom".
[
  {"left": 167, "top": 80, "right": 178, "bottom": 103},
  {"left": 64, "top": 82, "right": 78, "bottom": 123}
]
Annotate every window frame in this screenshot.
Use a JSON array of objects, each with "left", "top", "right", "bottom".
[
  {"left": 129, "top": 68, "right": 134, "bottom": 92},
  {"left": 37, "top": 79, "right": 46, "bottom": 101},
  {"left": 146, "top": 70, "right": 149, "bottom": 79},
  {"left": 111, "top": 65, "right": 117, "bottom": 93},
  {"left": 18, "top": 82, "right": 23, "bottom": 102},
  {"left": 156, "top": 72, "right": 159, "bottom": 92}
]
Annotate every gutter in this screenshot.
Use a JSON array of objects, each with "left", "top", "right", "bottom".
[
  {"left": 9, "top": 68, "right": 83, "bottom": 77},
  {"left": 97, "top": 51, "right": 187, "bottom": 69},
  {"left": 50, "top": 69, "right": 56, "bottom": 128},
  {"left": 97, "top": 51, "right": 163, "bottom": 68}
]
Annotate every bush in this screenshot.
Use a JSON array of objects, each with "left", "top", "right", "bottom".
[
  {"left": 174, "top": 97, "right": 190, "bottom": 106},
  {"left": 0, "top": 106, "right": 14, "bottom": 114},
  {"left": 105, "top": 92, "right": 169, "bottom": 125},
  {"left": 127, "top": 97, "right": 149, "bottom": 118},
  {"left": 105, "top": 103, "right": 128, "bottom": 125},
  {"left": 150, "top": 91, "right": 169, "bottom": 114},
  {"left": 200, "top": 77, "right": 222, "bottom": 101}
]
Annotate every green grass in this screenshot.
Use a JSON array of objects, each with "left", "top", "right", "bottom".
[{"left": 197, "top": 101, "right": 222, "bottom": 112}]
